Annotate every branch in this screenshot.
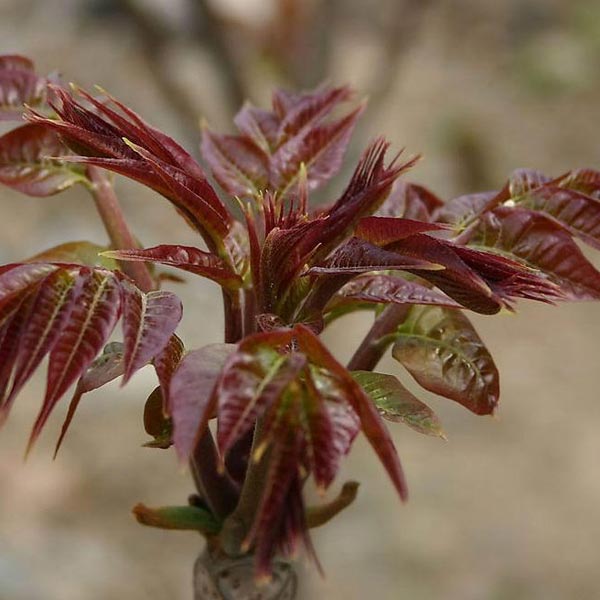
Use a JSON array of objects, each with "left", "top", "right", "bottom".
[
  {"left": 306, "top": 481, "right": 359, "bottom": 528},
  {"left": 86, "top": 166, "right": 155, "bottom": 292},
  {"left": 347, "top": 304, "right": 411, "bottom": 372}
]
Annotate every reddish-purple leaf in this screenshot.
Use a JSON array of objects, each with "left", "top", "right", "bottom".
[
  {"left": 317, "top": 140, "right": 419, "bottom": 251},
  {"left": 302, "top": 366, "right": 360, "bottom": 490},
  {"left": 516, "top": 185, "right": 600, "bottom": 250},
  {"left": 472, "top": 207, "right": 600, "bottom": 300},
  {"left": 0, "top": 55, "right": 35, "bottom": 72},
  {"left": 332, "top": 274, "right": 462, "bottom": 308},
  {"left": 5, "top": 270, "right": 78, "bottom": 407},
  {"left": 309, "top": 237, "right": 442, "bottom": 275},
  {"left": 0, "top": 56, "right": 47, "bottom": 119},
  {"left": 233, "top": 103, "right": 279, "bottom": 152},
  {"left": 28, "top": 269, "right": 121, "bottom": 451},
  {"left": 27, "top": 88, "right": 233, "bottom": 250},
  {"left": 104, "top": 245, "right": 243, "bottom": 289},
  {"left": 557, "top": 168, "right": 600, "bottom": 199},
  {"left": 437, "top": 191, "right": 500, "bottom": 225},
  {"left": 508, "top": 168, "right": 551, "bottom": 197},
  {"left": 120, "top": 141, "right": 231, "bottom": 244},
  {"left": 352, "top": 371, "right": 445, "bottom": 438},
  {"left": 200, "top": 128, "right": 269, "bottom": 197},
  {"left": 377, "top": 181, "right": 444, "bottom": 221},
  {"left": 246, "top": 430, "right": 304, "bottom": 580},
  {"left": 388, "top": 234, "right": 513, "bottom": 314},
  {"left": 217, "top": 345, "right": 306, "bottom": 457},
  {"left": 54, "top": 342, "right": 125, "bottom": 455},
  {"left": 295, "top": 325, "right": 408, "bottom": 501},
  {"left": 169, "top": 343, "right": 236, "bottom": 461},
  {"left": 153, "top": 334, "right": 185, "bottom": 403},
  {"left": 392, "top": 306, "right": 499, "bottom": 415},
  {"left": 276, "top": 86, "right": 352, "bottom": 144},
  {"left": 355, "top": 216, "right": 449, "bottom": 246},
  {"left": 120, "top": 281, "right": 183, "bottom": 383},
  {"left": 271, "top": 104, "right": 364, "bottom": 194},
  {"left": 0, "top": 293, "right": 38, "bottom": 421},
  {"left": 0, "top": 263, "right": 58, "bottom": 310},
  {"left": 0, "top": 124, "right": 86, "bottom": 196}
]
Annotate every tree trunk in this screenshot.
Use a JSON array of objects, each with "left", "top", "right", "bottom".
[{"left": 193, "top": 547, "right": 298, "bottom": 600}]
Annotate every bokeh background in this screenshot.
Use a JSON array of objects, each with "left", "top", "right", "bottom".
[{"left": 1, "top": 1, "right": 600, "bottom": 598}]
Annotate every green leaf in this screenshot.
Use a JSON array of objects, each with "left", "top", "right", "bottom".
[
  {"left": 0, "top": 124, "right": 87, "bottom": 196},
  {"left": 352, "top": 371, "right": 445, "bottom": 438},
  {"left": 392, "top": 306, "right": 499, "bottom": 415},
  {"left": 27, "top": 241, "right": 117, "bottom": 269}
]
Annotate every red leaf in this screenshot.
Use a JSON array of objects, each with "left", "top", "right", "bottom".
[
  {"left": 153, "top": 334, "right": 185, "bottom": 403},
  {"left": 294, "top": 325, "right": 408, "bottom": 501},
  {"left": 0, "top": 263, "right": 58, "bottom": 310},
  {"left": 355, "top": 216, "right": 449, "bottom": 246},
  {"left": 472, "top": 207, "right": 600, "bottom": 300},
  {"left": 377, "top": 181, "right": 444, "bottom": 221},
  {"left": 392, "top": 306, "right": 499, "bottom": 415},
  {"left": 200, "top": 128, "right": 269, "bottom": 197},
  {"left": 0, "top": 124, "right": 86, "bottom": 196},
  {"left": 508, "top": 168, "right": 551, "bottom": 197},
  {"left": 517, "top": 185, "right": 600, "bottom": 250},
  {"left": 28, "top": 269, "right": 121, "bottom": 451},
  {"left": 105, "top": 245, "right": 243, "bottom": 289},
  {"left": 271, "top": 104, "right": 364, "bottom": 194},
  {"left": 437, "top": 191, "right": 500, "bottom": 225},
  {"left": 557, "top": 168, "right": 600, "bottom": 199},
  {"left": 27, "top": 88, "right": 233, "bottom": 249},
  {"left": 5, "top": 270, "right": 79, "bottom": 407},
  {"left": 0, "top": 293, "right": 38, "bottom": 421},
  {"left": 54, "top": 342, "right": 125, "bottom": 455},
  {"left": 217, "top": 346, "right": 307, "bottom": 457},
  {"left": 0, "top": 55, "right": 35, "bottom": 72},
  {"left": 0, "top": 56, "right": 47, "bottom": 119},
  {"left": 169, "top": 343, "right": 236, "bottom": 461},
  {"left": 246, "top": 430, "right": 304, "bottom": 579},
  {"left": 120, "top": 281, "right": 183, "bottom": 383},
  {"left": 309, "top": 237, "right": 442, "bottom": 275},
  {"left": 318, "top": 140, "right": 419, "bottom": 250},
  {"left": 388, "top": 234, "right": 509, "bottom": 314},
  {"left": 332, "top": 274, "right": 462, "bottom": 308},
  {"left": 275, "top": 86, "right": 352, "bottom": 144},
  {"left": 233, "top": 104, "right": 279, "bottom": 152}
]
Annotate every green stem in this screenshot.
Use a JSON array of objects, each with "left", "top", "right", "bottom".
[
  {"left": 219, "top": 420, "right": 270, "bottom": 556},
  {"left": 86, "top": 166, "right": 154, "bottom": 292},
  {"left": 347, "top": 304, "right": 411, "bottom": 372}
]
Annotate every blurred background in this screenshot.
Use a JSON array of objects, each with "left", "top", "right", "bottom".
[{"left": 1, "top": 0, "right": 600, "bottom": 598}]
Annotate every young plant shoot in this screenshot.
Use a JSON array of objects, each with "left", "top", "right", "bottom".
[{"left": 1, "top": 55, "right": 599, "bottom": 596}]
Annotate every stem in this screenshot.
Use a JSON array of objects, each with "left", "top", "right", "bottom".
[
  {"left": 223, "top": 289, "right": 243, "bottom": 343},
  {"left": 191, "top": 430, "right": 238, "bottom": 520},
  {"left": 347, "top": 304, "right": 411, "bottom": 372},
  {"left": 194, "top": 547, "right": 297, "bottom": 600},
  {"left": 86, "top": 166, "right": 154, "bottom": 292},
  {"left": 219, "top": 420, "right": 270, "bottom": 556}
]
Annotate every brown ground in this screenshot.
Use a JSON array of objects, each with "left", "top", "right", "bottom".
[{"left": 1, "top": 1, "right": 600, "bottom": 599}]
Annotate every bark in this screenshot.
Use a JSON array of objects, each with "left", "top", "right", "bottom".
[{"left": 193, "top": 547, "right": 298, "bottom": 600}]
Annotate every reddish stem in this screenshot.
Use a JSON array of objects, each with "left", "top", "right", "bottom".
[
  {"left": 347, "top": 304, "right": 411, "bottom": 372},
  {"left": 86, "top": 166, "right": 154, "bottom": 292}
]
